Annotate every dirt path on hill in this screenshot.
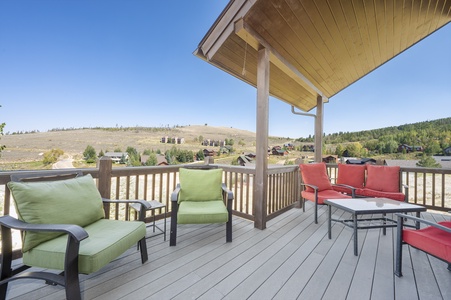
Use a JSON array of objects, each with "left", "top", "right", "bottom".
[{"left": 52, "top": 155, "right": 74, "bottom": 169}]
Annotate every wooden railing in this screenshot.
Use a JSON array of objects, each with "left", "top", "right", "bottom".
[
  {"left": 0, "top": 159, "right": 299, "bottom": 224},
  {"left": 1, "top": 160, "right": 449, "bottom": 255}
]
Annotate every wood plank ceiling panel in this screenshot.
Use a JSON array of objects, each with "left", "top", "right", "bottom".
[
  {"left": 247, "top": 1, "right": 336, "bottom": 95},
  {"left": 195, "top": 0, "right": 450, "bottom": 112}
]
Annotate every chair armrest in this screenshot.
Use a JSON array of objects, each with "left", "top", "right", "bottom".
[
  {"left": 0, "top": 215, "right": 89, "bottom": 242},
  {"left": 222, "top": 184, "right": 234, "bottom": 201},
  {"left": 332, "top": 184, "right": 356, "bottom": 197},
  {"left": 300, "top": 183, "right": 318, "bottom": 191},
  {"left": 171, "top": 184, "right": 181, "bottom": 202},
  {"left": 395, "top": 213, "right": 451, "bottom": 233}
]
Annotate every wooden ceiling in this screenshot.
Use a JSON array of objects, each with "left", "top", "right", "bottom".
[{"left": 195, "top": 0, "right": 451, "bottom": 112}]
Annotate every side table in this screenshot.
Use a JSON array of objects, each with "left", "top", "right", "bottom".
[{"left": 130, "top": 200, "right": 167, "bottom": 241}]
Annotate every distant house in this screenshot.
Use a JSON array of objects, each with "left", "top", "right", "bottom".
[
  {"left": 444, "top": 146, "right": 451, "bottom": 156},
  {"left": 284, "top": 143, "right": 295, "bottom": 150},
  {"left": 322, "top": 155, "right": 338, "bottom": 163},
  {"left": 346, "top": 158, "right": 376, "bottom": 165},
  {"left": 271, "top": 146, "right": 288, "bottom": 156},
  {"left": 203, "top": 149, "right": 216, "bottom": 157},
  {"left": 140, "top": 154, "right": 168, "bottom": 166},
  {"left": 104, "top": 152, "right": 128, "bottom": 164},
  {"left": 398, "top": 144, "right": 423, "bottom": 153},
  {"left": 237, "top": 155, "right": 255, "bottom": 166},
  {"left": 177, "top": 137, "right": 185, "bottom": 144},
  {"left": 161, "top": 136, "right": 169, "bottom": 143}
]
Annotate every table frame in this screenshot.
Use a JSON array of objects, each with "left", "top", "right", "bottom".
[
  {"left": 324, "top": 198, "right": 426, "bottom": 256},
  {"left": 130, "top": 200, "right": 167, "bottom": 241}
]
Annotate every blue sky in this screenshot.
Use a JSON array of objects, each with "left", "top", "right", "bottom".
[{"left": 1, "top": 1, "right": 450, "bottom": 139}]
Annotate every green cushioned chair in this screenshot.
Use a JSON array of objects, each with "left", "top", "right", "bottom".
[
  {"left": 170, "top": 167, "right": 234, "bottom": 246},
  {"left": 0, "top": 171, "right": 150, "bottom": 300}
]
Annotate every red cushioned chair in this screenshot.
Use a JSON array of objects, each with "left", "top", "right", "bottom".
[
  {"left": 300, "top": 163, "right": 352, "bottom": 224},
  {"left": 332, "top": 164, "right": 366, "bottom": 196},
  {"left": 358, "top": 165, "right": 408, "bottom": 202},
  {"left": 395, "top": 213, "right": 451, "bottom": 277}
]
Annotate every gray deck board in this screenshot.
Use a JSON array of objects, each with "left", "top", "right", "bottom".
[{"left": 5, "top": 203, "right": 451, "bottom": 300}]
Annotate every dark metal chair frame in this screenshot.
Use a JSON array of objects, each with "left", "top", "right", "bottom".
[{"left": 395, "top": 213, "right": 451, "bottom": 277}]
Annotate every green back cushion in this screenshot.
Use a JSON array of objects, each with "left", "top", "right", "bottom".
[
  {"left": 299, "top": 162, "right": 332, "bottom": 192},
  {"left": 178, "top": 168, "right": 223, "bottom": 202},
  {"left": 7, "top": 174, "right": 105, "bottom": 252}
]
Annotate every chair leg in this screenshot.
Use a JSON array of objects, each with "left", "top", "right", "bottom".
[
  {"left": 314, "top": 202, "right": 318, "bottom": 224},
  {"left": 139, "top": 237, "right": 148, "bottom": 263},
  {"left": 448, "top": 264, "right": 451, "bottom": 272},
  {"left": 170, "top": 218, "right": 177, "bottom": 246},
  {"left": 395, "top": 216, "right": 404, "bottom": 277},
  {"left": 65, "top": 266, "right": 81, "bottom": 300},
  {"left": 170, "top": 202, "right": 178, "bottom": 246},
  {"left": 226, "top": 215, "right": 232, "bottom": 243},
  {"left": 0, "top": 226, "right": 13, "bottom": 300}
]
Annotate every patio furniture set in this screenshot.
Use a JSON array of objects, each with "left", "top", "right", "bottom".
[
  {"left": 0, "top": 163, "right": 448, "bottom": 299},
  {"left": 300, "top": 162, "right": 451, "bottom": 274},
  {"left": 0, "top": 167, "right": 233, "bottom": 299}
]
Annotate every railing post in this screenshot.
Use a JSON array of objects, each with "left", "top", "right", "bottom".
[{"left": 97, "top": 157, "right": 112, "bottom": 218}]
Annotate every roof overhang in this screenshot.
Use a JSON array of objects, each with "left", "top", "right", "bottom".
[{"left": 195, "top": 0, "right": 451, "bottom": 112}]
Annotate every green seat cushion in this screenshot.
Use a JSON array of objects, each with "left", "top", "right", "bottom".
[
  {"left": 23, "top": 219, "right": 145, "bottom": 274},
  {"left": 7, "top": 174, "right": 105, "bottom": 252},
  {"left": 178, "top": 168, "right": 223, "bottom": 202},
  {"left": 177, "top": 200, "right": 229, "bottom": 224}
]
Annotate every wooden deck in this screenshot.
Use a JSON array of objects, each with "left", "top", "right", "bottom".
[{"left": 6, "top": 202, "right": 451, "bottom": 300}]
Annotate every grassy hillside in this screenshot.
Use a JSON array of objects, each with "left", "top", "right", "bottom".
[{"left": 0, "top": 125, "right": 295, "bottom": 170}]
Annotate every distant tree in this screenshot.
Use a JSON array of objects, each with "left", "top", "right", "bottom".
[
  {"left": 345, "top": 142, "right": 362, "bottom": 157},
  {"left": 238, "top": 139, "right": 245, "bottom": 146},
  {"left": 83, "top": 145, "right": 97, "bottom": 163},
  {"left": 335, "top": 144, "right": 344, "bottom": 157},
  {"left": 416, "top": 154, "right": 441, "bottom": 168},
  {"left": 126, "top": 146, "right": 141, "bottom": 166},
  {"left": 98, "top": 149, "right": 104, "bottom": 158},
  {"left": 143, "top": 149, "right": 152, "bottom": 155},
  {"left": 196, "top": 149, "right": 204, "bottom": 161},
  {"left": 145, "top": 153, "right": 158, "bottom": 166},
  {"left": 198, "top": 135, "right": 204, "bottom": 144},
  {"left": 424, "top": 140, "right": 441, "bottom": 156},
  {"left": 383, "top": 140, "right": 398, "bottom": 154},
  {"left": 114, "top": 148, "right": 122, "bottom": 152},
  {"left": 43, "top": 149, "right": 64, "bottom": 165}
]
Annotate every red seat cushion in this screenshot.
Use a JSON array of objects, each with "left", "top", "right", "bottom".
[
  {"left": 301, "top": 189, "right": 351, "bottom": 205},
  {"left": 403, "top": 221, "right": 451, "bottom": 262},
  {"left": 299, "top": 163, "right": 333, "bottom": 192},
  {"left": 336, "top": 164, "right": 366, "bottom": 188},
  {"left": 365, "top": 165, "right": 400, "bottom": 192},
  {"left": 357, "top": 188, "right": 405, "bottom": 201}
]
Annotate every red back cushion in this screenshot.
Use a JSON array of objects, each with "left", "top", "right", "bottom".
[
  {"left": 365, "top": 165, "right": 400, "bottom": 192},
  {"left": 336, "top": 164, "right": 366, "bottom": 188},
  {"left": 299, "top": 163, "right": 332, "bottom": 192}
]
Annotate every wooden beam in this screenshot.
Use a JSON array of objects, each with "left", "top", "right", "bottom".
[
  {"left": 254, "top": 46, "right": 270, "bottom": 230},
  {"left": 314, "top": 95, "right": 324, "bottom": 162},
  {"left": 235, "top": 18, "right": 329, "bottom": 106}
]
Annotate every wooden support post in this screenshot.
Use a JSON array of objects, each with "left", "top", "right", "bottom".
[
  {"left": 97, "top": 157, "right": 112, "bottom": 218},
  {"left": 314, "top": 95, "right": 324, "bottom": 162},
  {"left": 254, "top": 46, "right": 270, "bottom": 230}
]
